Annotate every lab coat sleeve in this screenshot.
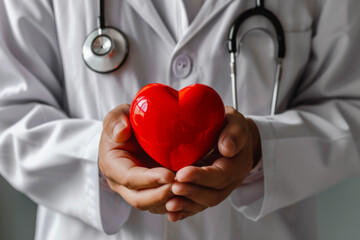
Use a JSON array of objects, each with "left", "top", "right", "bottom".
[
  {"left": 0, "top": 0, "right": 130, "bottom": 234},
  {"left": 230, "top": 0, "right": 360, "bottom": 220}
]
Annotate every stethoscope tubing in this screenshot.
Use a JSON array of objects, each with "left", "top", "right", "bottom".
[
  {"left": 227, "top": 0, "right": 286, "bottom": 115},
  {"left": 271, "top": 60, "right": 283, "bottom": 116}
]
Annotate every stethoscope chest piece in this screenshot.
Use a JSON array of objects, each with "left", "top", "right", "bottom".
[{"left": 82, "top": 27, "right": 129, "bottom": 73}]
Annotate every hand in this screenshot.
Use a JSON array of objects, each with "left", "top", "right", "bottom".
[
  {"left": 99, "top": 104, "right": 175, "bottom": 214},
  {"left": 166, "top": 106, "right": 262, "bottom": 222}
]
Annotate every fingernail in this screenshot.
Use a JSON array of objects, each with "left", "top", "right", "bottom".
[
  {"left": 158, "top": 177, "right": 168, "bottom": 185},
  {"left": 172, "top": 183, "right": 190, "bottom": 196},
  {"left": 166, "top": 200, "right": 181, "bottom": 212},
  {"left": 222, "top": 136, "right": 237, "bottom": 155},
  {"left": 172, "top": 184, "right": 182, "bottom": 195},
  {"left": 113, "top": 121, "right": 125, "bottom": 139},
  {"left": 159, "top": 172, "right": 175, "bottom": 185}
]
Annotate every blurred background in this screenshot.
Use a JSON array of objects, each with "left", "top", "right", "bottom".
[
  {"left": 1, "top": 175, "right": 360, "bottom": 239},
  {"left": 0, "top": 176, "right": 37, "bottom": 240}
]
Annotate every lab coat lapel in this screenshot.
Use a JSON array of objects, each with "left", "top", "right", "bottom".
[
  {"left": 124, "top": 0, "right": 176, "bottom": 49},
  {"left": 175, "top": 0, "right": 235, "bottom": 51}
]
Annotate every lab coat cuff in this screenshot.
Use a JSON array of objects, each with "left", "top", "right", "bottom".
[
  {"left": 82, "top": 126, "right": 131, "bottom": 235},
  {"left": 229, "top": 178, "right": 264, "bottom": 216},
  {"left": 229, "top": 115, "right": 276, "bottom": 221},
  {"left": 243, "top": 159, "right": 264, "bottom": 184}
]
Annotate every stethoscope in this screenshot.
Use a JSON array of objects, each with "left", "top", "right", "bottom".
[
  {"left": 82, "top": 0, "right": 285, "bottom": 115},
  {"left": 82, "top": 0, "right": 128, "bottom": 73},
  {"left": 228, "top": 0, "right": 286, "bottom": 115}
]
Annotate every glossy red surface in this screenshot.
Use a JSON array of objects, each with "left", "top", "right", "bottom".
[{"left": 130, "top": 83, "right": 225, "bottom": 171}]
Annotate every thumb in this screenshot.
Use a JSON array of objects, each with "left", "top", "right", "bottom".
[
  {"left": 103, "top": 104, "right": 132, "bottom": 143},
  {"left": 218, "top": 107, "right": 248, "bottom": 158}
]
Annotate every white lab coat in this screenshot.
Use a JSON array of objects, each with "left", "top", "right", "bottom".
[{"left": 1, "top": 0, "right": 360, "bottom": 239}]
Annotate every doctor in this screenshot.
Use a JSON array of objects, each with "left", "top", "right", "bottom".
[{"left": 1, "top": 0, "right": 360, "bottom": 239}]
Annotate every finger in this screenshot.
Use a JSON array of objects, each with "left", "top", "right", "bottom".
[
  {"left": 149, "top": 205, "right": 168, "bottom": 215},
  {"left": 167, "top": 211, "right": 202, "bottom": 222},
  {"left": 172, "top": 182, "right": 233, "bottom": 208},
  {"left": 167, "top": 211, "right": 182, "bottom": 222},
  {"left": 218, "top": 106, "right": 248, "bottom": 158},
  {"left": 115, "top": 183, "right": 173, "bottom": 211},
  {"left": 176, "top": 157, "right": 238, "bottom": 189},
  {"left": 166, "top": 196, "right": 207, "bottom": 213},
  {"left": 103, "top": 104, "right": 132, "bottom": 143},
  {"left": 107, "top": 156, "right": 175, "bottom": 189}
]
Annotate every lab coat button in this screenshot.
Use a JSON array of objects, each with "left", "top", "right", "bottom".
[{"left": 173, "top": 54, "right": 192, "bottom": 78}]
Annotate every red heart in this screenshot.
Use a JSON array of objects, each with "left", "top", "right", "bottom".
[{"left": 130, "top": 83, "right": 225, "bottom": 171}]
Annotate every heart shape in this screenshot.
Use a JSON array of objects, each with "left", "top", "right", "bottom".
[{"left": 130, "top": 83, "right": 225, "bottom": 171}]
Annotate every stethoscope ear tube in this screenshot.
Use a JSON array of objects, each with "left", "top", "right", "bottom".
[
  {"left": 227, "top": 7, "right": 286, "bottom": 58},
  {"left": 227, "top": 3, "right": 286, "bottom": 115},
  {"left": 271, "top": 59, "right": 283, "bottom": 116},
  {"left": 230, "top": 52, "right": 238, "bottom": 111}
]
